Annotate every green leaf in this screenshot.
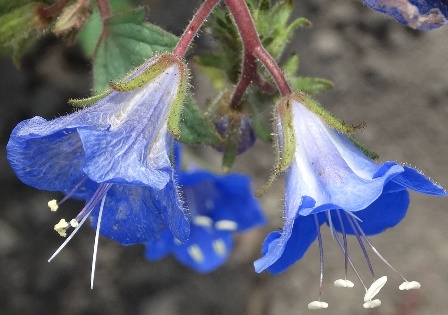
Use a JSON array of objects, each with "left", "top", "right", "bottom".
[
  {"left": 176, "top": 96, "right": 224, "bottom": 146},
  {"left": 79, "top": 5, "right": 178, "bottom": 92},
  {"left": 283, "top": 55, "right": 334, "bottom": 95}
]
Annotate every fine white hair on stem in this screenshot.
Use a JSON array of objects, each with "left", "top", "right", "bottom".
[{"left": 91, "top": 194, "right": 107, "bottom": 289}]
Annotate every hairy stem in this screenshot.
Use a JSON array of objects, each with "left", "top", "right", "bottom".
[
  {"left": 173, "top": 0, "right": 221, "bottom": 58},
  {"left": 224, "top": 0, "right": 291, "bottom": 96}
]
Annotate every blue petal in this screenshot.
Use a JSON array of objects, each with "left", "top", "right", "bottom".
[
  {"left": 255, "top": 213, "right": 325, "bottom": 274},
  {"left": 392, "top": 166, "right": 447, "bottom": 196},
  {"left": 362, "top": 0, "right": 448, "bottom": 30},
  {"left": 171, "top": 226, "right": 233, "bottom": 273},
  {"left": 328, "top": 189, "right": 409, "bottom": 235},
  {"left": 144, "top": 230, "right": 175, "bottom": 260},
  {"left": 89, "top": 181, "right": 189, "bottom": 245},
  {"left": 6, "top": 119, "right": 98, "bottom": 198}
]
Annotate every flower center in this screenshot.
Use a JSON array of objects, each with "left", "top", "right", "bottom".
[
  {"left": 308, "top": 209, "right": 421, "bottom": 310},
  {"left": 47, "top": 179, "right": 113, "bottom": 288}
]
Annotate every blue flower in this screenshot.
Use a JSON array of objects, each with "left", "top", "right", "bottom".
[
  {"left": 145, "top": 145, "right": 266, "bottom": 273},
  {"left": 254, "top": 94, "right": 446, "bottom": 276},
  {"left": 7, "top": 54, "right": 190, "bottom": 245},
  {"left": 362, "top": 0, "right": 448, "bottom": 30}
]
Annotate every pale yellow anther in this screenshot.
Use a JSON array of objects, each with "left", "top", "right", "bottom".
[
  {"left": 363, "top": 299, "right": 381, "bottom": 308},
  {"left": 334, "top": 279, "right": 354, "bottom": 288},
  {"left": 48, "top": 199, "right": 59, "bottom": 212},
  {"left": 215, "top": 220, "right": 238, "bottom": 231},
  {"left": 193, "top": 216, "right": 213, "bottom": 227},
  {"left": 364, "top": 276, "right": 387, "bottom": 302},
  {"left": 308, "top": 301, "right": 328, "bottom": 310},
  {"left": 187, "top": 245, "right": 204, "bottom": 263},
  {"left": 399, "top": 281, "right": 421, "bottom": 290},
  {"left": 70, "top": 219, "right": 79, "bottom": 228},
  {"left": 54, "top": 219, "right": 69, "bottom": 237}
]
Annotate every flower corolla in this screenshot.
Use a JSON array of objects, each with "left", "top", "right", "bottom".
[
  {"left": 362, "top": 0, "right": 447, "bottom": 30},
  {"left": 7, "top": 53, "right": 190, "bottom": 245},
  {"left": 145, "top": 145, "right": 266, "bottom": 273}
]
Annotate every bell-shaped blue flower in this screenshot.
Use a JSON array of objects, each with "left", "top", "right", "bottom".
[
  {"left": 145, "top": 145, "right": 266, "bottom": 273},
  {"left": 362, "top": 0, "right": 447, "bottom": 30},
  {"left": 7, "top": 53, "right": 190, "bottom": 245},
  {"left": 255, "top": 93, "right": 446, "bottom": 275}
]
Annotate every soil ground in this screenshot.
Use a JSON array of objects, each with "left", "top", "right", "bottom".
[{"left": 1, "top": 1, "right": 448, "bottom": 314}]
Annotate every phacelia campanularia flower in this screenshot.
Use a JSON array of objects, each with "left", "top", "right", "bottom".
[
  {"left": 362, "top": 0, "right": 447, "bottom": 30},
  {"left": 145, "top": 144, "right": 266, "bottom": 273},
  {"left": 254, "top": 93, "right": 446, "bottom": 309},
  {"left": 7, "top": 54, "right": 191, "bottom": 271}
]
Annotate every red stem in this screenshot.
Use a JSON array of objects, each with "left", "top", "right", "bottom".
[
  {"left": 38, "top": 0, "right": 71, "bottom": 18},
  {"left": 230, "top": 52, "right": 256, "bottom": 109},
  {"left": 173, "top": 0, "right": 221, "bottom": 58},
  {"left": 96, "top": 0, "right": 112, "bottom": 24},
  {"left": 224, "top": 0, "right": 291, "bottom": 96}
]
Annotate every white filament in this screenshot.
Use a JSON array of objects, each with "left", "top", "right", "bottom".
[
  {"left": 91, "top": 194, "right": 107, "bottom": 289},
  {"left": 48, "top": 209, "right": 93, "bottom": 262}
]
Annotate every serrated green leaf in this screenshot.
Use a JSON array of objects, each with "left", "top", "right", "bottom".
[
  {"left": 176, "top": 96, "right": 224, "bottom": 146},
  {"left": 85, "top": 6, "right": 178, "bottom": 92}
]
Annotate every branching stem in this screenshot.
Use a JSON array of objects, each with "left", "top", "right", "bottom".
[{"left": 173, "top": 0, "right": 221, "bottom": 58}]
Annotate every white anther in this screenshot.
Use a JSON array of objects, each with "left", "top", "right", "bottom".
[
  {"left": 363, "top": 299, "right": 381, "bottom": 308},
  {"left": 174, "top": 238, "right": 182, "bottom": 245},
  {"left": 308, "top": 301, "right": 328, "bottom": 310},
  {"left": 70, "top": 219, "right": 79, "bottom": 228},
  {"left": 399, "top": 281, "right": 421, "bottom": 290},
  {"left": 215, "top": 220, "right": 238, "bottom": 231},
  {"left": 193, "top": 216, "right": 213, "bottom": 227},
  {"left": 364, "top": 276, "right": 387, "bottom": 302},
  {"left": 187, "top": 245, "right": 204, "bottom": 263},
  {"left": 54, "top": 219, "right": 69, "bottom": 237},
  {"left": 334, "top": 279, "right": 354, "bottom": 288},
  {"left": 48, "top": 199, "right": 59, "bottom": 212},
  {"left": 212, "top": 239, "right": 226, "bottom": 256}
]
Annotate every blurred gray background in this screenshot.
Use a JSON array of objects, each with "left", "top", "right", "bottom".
[{"left": 1, "top": 0, "right": 448, "bottom": 314}]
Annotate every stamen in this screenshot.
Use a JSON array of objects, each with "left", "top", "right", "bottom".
[
  {"left": 308, "top": 301, "right": 328, "bottom": 310},
  {"left": 48, "top": 183, "right": 113, "bottom": 263},
  {"left": 54, "top": 219, "right": 69, "bottom": 237},
  {"left": 75, "top": 183, "right": 112, "bottom": 222},
  {"left": 48, "top": 199, "right": 58, "bottom": 212},
  {"left": 215, "top": 220, "right": 238, "bottom": 231},
  {"left": 70, "top": 219, "right": 79, "bottom": 228},
  {"left": 330, "top": 219, "right": 367, "bottom": 290},
  {"left": 58, "top": 175, "right": 88, "bottom": 205},
  {"left": 309, "top": 214, "right": 329, "bottom": 309},
  {"left": 336, "top": 210, "right": 349, "bottom": 281},
  {"left": 345, "top": 212, "right": 375, "bottom": 279},
  {"left": 334, "top": 279, "right": 355, "bottom": 288},
  {"left": 325, "top": 211, "right": 365, "bottom": 290},
  {"left": 91, "top": 193, "right": 107, "bottom": 289},
  {"left": 193, "top": 216, "right": 213, "bottom": 227},
  {"left": 48, "top": 208, "right": 92, "bottom": 262},
  {"left": 351, "top": 218, "right": 420, "bottom": 288},
  {"left": 399, "top": 281, "right": 421, "bottom": 290},
  {"left": 363, "top": 299, "right": 381, "bottom": 308},
  {"left": 364, "top": 276, "right": 387, "bottom": 302}
]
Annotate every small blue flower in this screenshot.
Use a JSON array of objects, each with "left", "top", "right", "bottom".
[
  {"left": 362, "top": 0, "right": 448, "bottom": 30},
  {"left": 7, "top": 54, "right": 190, "bottom": 245},
  {"left": 254, "top": 95, "right": 446, "bottom": 275},
  {"left": 145, "top": 145, "right": 266, "bottom": 273}
]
